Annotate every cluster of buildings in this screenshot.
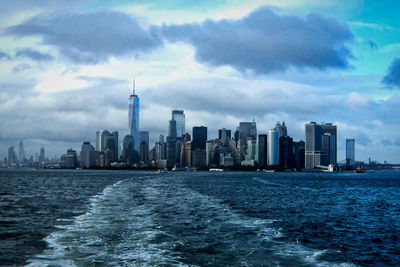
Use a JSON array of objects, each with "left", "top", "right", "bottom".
[
  {"left": 2, "top": 79, "right": 359, "bottom": 170},
  {"left": 2, "top": 142, "right": 53, "bottom": 168}
]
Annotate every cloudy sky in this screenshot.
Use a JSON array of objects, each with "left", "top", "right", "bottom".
[{"left": 1, "top": 0, "right": 400, "bottom": 163}]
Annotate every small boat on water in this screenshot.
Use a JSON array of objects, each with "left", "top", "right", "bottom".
[
  {"left": 209, "top": 168, "right": 224, "bottom": 172},
  {"left": 355, "top": 167, "right": 373, "bottom": 173},
  {"left": 263, "top": 169, "right": 275, "bottom": 173}
]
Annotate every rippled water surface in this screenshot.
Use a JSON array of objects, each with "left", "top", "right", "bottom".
[{"left": 1, "top": 169, "right": 400, "bottom": 266}]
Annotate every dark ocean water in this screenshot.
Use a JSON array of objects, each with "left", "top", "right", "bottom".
[{"left": 0, "top": 169, "right": 399, "bottom": 266}]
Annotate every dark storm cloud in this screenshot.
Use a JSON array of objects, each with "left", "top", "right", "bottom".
[
  {"left": 0, "top": 50, "right": 11, "bottom": 60},
  {"left": 382, "top": 58, "right": 400, "bottom": 88},
  {"left": 161, "top": 7, "right": 353, "bottom": 73},
  {"left": 6, "top": 11, "right": 163, "bottom": 64},
  {"left": 15, "top": 48, "right": 54, "bottom": 62}
]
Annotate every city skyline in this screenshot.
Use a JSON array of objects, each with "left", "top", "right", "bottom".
[{"left": 0, "top": 1, "right": 400, "bottom": 163}]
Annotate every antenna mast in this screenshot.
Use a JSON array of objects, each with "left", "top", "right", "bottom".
[{"left": 132, "top": 77, "right": 136, "bottom": 95}]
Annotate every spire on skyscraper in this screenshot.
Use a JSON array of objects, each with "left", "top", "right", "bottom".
[{"left": 132, "top": 77, "right": 136, "bottom": 96}]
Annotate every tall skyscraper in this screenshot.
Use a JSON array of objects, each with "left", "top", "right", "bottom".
[
  {"left": 258, "top": 134, "right": 268, "bottom": 166},
  {"left": 305, "top": 122, "right": 322, "bottom": 169},
  {"left": 122, "top": 135, "right": 137, "bottom": 164},
  {"left": 18, "top": 141, "right": 25, "bottom": 162},
  {"left": 305, "top": 122, "right": 338, "bottom": 168},
  {"left": 80, "top": 142, "right": 98, "bottom": 168},
  {"left": 267, "top": 129, "right": 280, "bottom": 166},
  {"left": 192, "top": 126, "right": 207, "bottom": 151},
  {"left": 39, "top": 146, "right": 45, "bottom": 163},
  {"left": 218, "top": 128, "right": 232, "bottom": 141},
  {"left": 139, "top": 131, "right": 150, "bottom": 165},
  {"left": 237, "top": 120, "right": 257, "bottom": 141},
  {"left": 274, "top": 121, "right": 288, "bottom": 137},
  {"left": 128, "top": 78, "right": 140, "bottom": 151},
  {"left": 172, "top": 110, "right": 185, "bottom": 137},
  {"left": 96, "top": 130, "right": 103, "bottom": 151},
  {"left": 8, "top": 146, "right": 16, "bottom": 164},
  {"left": 346, "top": 138, "right": 355, "bottom": 165},
  {"left": 99, "top": 130, "right": 118, "bottom": 162},
  {"left": 322, "top": 123, "right": 337, "bottom": 164},
  {"left": 166, "top": 119, "right": 177, "bottom": 168}
]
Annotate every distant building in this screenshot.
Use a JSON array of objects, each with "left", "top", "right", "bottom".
[
  {"left": 192, "top": 149, "right": 206, "bottom": 168},
  {"left": 96, "top": 130, "right": 103, "bottom": 151},
  {"left": 181, "top": 140, "right": 192, "bottom": 167},
  {"left": 18, "top": 141, "right": 25, "bottom": 162},
  {"left": 220, "top": 155, "right": 234, "bottom": 167},
  {"left": 39, "top": 146, "right": 45, "bottom": 163},
  {"left": 279, "top": 136, "right": 295, "bottom": 169},
  {"left": 321, "top": 123, "right": 337, "bottom": 164},
  {"left": 129, "top": 78, "right": 140, "bottom": 151},
  {"left": 7, "top": 146, "right": 16, "bottom": 165},
  {"left": 346, "top": 138, "right": 355, "bottom": 165},
  {"left": 305, "top": 122, "right": 337, "bottom": 168},
  {"left": 60, "top": 149, "right": 78, "bottom": 168},
  {"left": 80, "top": 142, "right": 98, "bottom": 168},
  {"left": 294, "top": 141, "right": 305, "bottom": 170},
  {"left": 166, "top": 119, "right": 177, "bottom": 168},
  {"left": 305, "top": 122, "right": 323, "bottom": 169},
  {"left": 192, "top": 126, "right": 207, "bottom": 151},
  {"left": 122, "top": 135, "right": 137, "bottom": 165},
  {"left": 237, "top": 120, "right": 257, "bottom": 141},
  {"left": 245, "top": 139, "right": 258, "bottom": 161},
  {"left": 267, "top": 129, "right": 279, "bottom": 166},
  {"left": 99, "top": 130, "right": 119, "bottom": 162},
  {"left": 218, "top": 128, "right": 231, "bottom": 141},
  {"left": 139, "top": 131, "right": 149, "bottom": 165},
  {"left": 258, "top": 134, "right": 268, "bottom": 167},
  {"left": 172, "top": 110, "right": 185, "bottom": 137},
  {"left": 274, "top": 121, "right": 287, "bottom": 137}
]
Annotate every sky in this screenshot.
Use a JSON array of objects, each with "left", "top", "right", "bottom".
[{"left": 0, "top": 0, "right": 400, "bottom": 163}]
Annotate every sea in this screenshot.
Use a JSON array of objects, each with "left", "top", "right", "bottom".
[{"left": 0, "top": 169, "right": 399, "bottom": 266}]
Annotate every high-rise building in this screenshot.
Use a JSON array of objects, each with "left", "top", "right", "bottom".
[
  {"left": 122, "top": 135, "right": 137, "bottom": 165},
  {"left": 305, "top": 122, "right": 337, "bottom": 169},
  {"left": 80, "top": 142, "right": 98, "bottom": 168},
  {"left": 39, "top": 146, "right": 45, "bottom": 163},
  {"left": 294, "top": 141, "right": 305, "bottom": 170},
  {"left": 128, "top": 78, "right": 140, "bottom": 151},
  {"left": 245, "top": 139, "right": 258, "bottom": 161},
  {"left": 172, "top": 110, "right": 185, "bottom": 137},
  {"left": 140, "top": 131, "right": 149, "bottom": 147},
  {"left": 96, "top": 130, "right": 103, "bottom": 151},
  {"left": 305, "top": 122, "right": 322, "bottom": 169},
  {"left": 346, "top": 138, "right": 355, "bottom": 165},
  {"left": 112, "top": 131, "right": 118, "bottom": 160},
  {"left": 139, "top": 131, "right": 150, "bottom": 165},
  {"left": 166, "top": 120, "right": 177, "bottom": 168},
  {"left": 279, "top": 136, "right": 295, "bottom": 169},
  {"left": 321, "top": 123, "right": 337, "bottom": 164},
  {"left": 237, "top": 120, "right": 257, "bottom": 141},
  {"left": 258, "top": 134, "right": 268, "bottom": 166},
  {"left": 192, "top": 126, "right": 207, "bottom": 151},
  {"left": 8, "top": 146, "right": 16, "bottom": 165},
  {"left": 274, "top": 121, "right": 288, "bottom": 137},
  {"left": 267, "top": 129, "right": 280, "bottom": 166},
  {"left": 18, "top": 141, "right": 25, "bottom": 162},
  {"left": 218, "top": 128, "right": 231, "bottom": 142}
]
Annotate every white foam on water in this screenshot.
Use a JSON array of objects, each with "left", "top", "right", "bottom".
[
  {"left": 26, "top": 179, "right": 129, "bottom": 266},
  {"left": 26, "top": 175, "right": 357, "bottom": 266},
  {"left": 167, "top": 177, "right": 356, "bottom": 267}
]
